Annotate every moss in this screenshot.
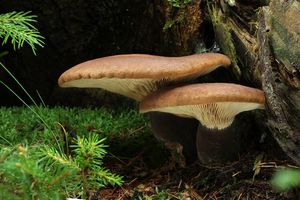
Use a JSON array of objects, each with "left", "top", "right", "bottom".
[
  {"left": 0, "top": 106, "right": 149, "bottom": 145},
  {"left": 208, "top": 3, "right": 241, "bottom": 79},
  {"left": 161, "top": 0, "right": 202, "bottom": 55},
  {"left": 163, "top": 0, "right": 192, "bottom": 32},
  {"left": 270, "top": 18, "right": 300, "bottom": 72},
  {"left": 167, "top": 0, "right": 192, "bottom": 8},
  {"left": 163, "top": 14, "right": 185, "bottom": 32},
  {"left": 0, "top": 106, "right": 170, "bottom": 168}
]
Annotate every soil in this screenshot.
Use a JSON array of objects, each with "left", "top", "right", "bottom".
[{"left": 92, "top": 131, "right": 299, "bottom": 200}]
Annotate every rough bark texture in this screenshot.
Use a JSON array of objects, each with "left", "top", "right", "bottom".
[
  {"left": 0, "top": 0, "right": 203, "bottom": 107},
  {"left": 258, "top": 5, "right": 300, "bottom": 165},
  {"left": 210, "top": 0, "right": 300, "bottom": 165}
]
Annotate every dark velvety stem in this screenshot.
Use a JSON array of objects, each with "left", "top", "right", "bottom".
[
  {"left": 196, "top": 114, "right": 253, "bottom": 165},
  {"left": 149, "top": 112, "right": 198, "bottom": 163}
]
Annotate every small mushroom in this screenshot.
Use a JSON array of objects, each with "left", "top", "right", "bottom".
[
  {"left": 58, "top": 53, "right": 231, "bottom": 165},
  {"left": 139, "top": 83, "right": 265, "bottom": 164}
]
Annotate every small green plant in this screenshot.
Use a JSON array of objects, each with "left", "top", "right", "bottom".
[
  {"left": 0, "top": 134, "right": 123, "bottom": 199},
  {"left": 271, "top": 168, "right": 300, "bottom": 192},
  {"left": 138, "top": 187, "right": 172, "bottom": 200},
  {"left": 43, "top": 133, "right": 124, "bottom": 199},
  {"left": 0, "top": 11, "right": 44, "bottom": 55}
]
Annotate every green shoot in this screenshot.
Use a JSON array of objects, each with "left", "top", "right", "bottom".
[
  {"left": 0, "top": 11, "right": 44, "bottom": 55},
  {"left": 40, "top": 133, "right": 124, "bottom": 199}
]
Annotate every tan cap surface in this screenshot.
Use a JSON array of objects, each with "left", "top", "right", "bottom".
[
  {"left": 58, "top": 53, "right": 230, "bottom": 84},
  {"left": 58, "top": 53, "right": 231, "bottom": 101},
  {"left": 140, "top": 83, "right": 265, "bottom": 129}
]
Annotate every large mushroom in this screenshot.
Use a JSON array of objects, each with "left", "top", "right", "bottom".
[
  {"left": 139, "top": 83, "right": 265, "bottom": 164},
  {"left": 58, "top": 53, "right": 230, "bottom": 101},
  {"left": 58, "top": 53, "right": 231, "bottom": 165}
]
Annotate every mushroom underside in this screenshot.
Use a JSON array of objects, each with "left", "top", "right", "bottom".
[
  {"left": 60, "top": 78, "right": 169, "bottom": 101},
  {"left": 59, "top": 74, "right": 208, "bottom": 101},
  {"left": 141, "top": 102, "right": 264, "bottom": 130}
]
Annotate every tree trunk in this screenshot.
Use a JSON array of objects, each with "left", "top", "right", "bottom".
[{"left": 209, "top": 0, "right": 300, "bottom": 165}]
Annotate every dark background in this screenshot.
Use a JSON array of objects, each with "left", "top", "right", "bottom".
[{"left": 0, "top": 0, "right": 205, "bottom": 107}]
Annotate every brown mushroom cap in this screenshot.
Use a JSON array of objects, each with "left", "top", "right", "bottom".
[
  {"left": 58, "top": 53, "right": 231, "bottom": 101},
  {"left": 139, "top": 83, "right": 265, "bottom": 129}
]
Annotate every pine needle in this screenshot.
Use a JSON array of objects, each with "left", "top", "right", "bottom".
[{"left": 0, "top": 11, "right": 44, "bottom": 55}]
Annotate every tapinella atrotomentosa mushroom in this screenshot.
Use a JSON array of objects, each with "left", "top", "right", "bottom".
[{"left": 58, "top": 53, "right": 232, "bottom": 165}]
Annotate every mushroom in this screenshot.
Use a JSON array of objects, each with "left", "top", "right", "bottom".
[
  {"left": 58, "top": 53, "right": 231, "bottom": 101},
  {"left": 58, "top": 53, "right": 231, "bottom": 165},
  {"left": 139, "top": 83, "right": 265, "bottom": 164}
]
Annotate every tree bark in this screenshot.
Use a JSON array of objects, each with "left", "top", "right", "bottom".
[{"left": 209, "top": 0, "right": 300, "bottom": 165}]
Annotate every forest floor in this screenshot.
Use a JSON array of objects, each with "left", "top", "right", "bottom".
[
  {"left": 1, "top": 107, "right": 298, "bottom": 200},
  {"left": 98, "top": 131, "right": 299, "bottom": 200}
]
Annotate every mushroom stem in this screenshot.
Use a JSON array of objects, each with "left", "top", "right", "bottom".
[
  {"left": 149, "top": 112, "right": 198, "bottom": 164},
  {"left": 196, "top": 113, "right": 252, "bottom": 164}
]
